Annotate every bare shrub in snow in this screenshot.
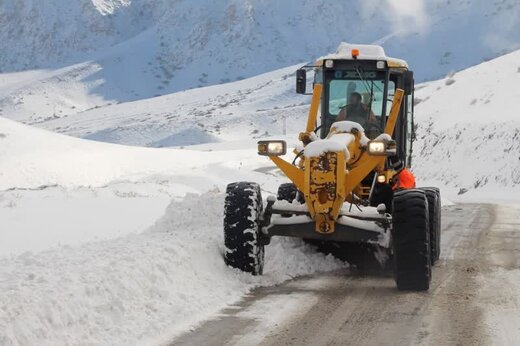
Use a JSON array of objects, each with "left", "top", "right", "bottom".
[
  {"left": 445, "top": 78, "right": 456, "bottom": 86},
  {"left": 445, "top": 70, "right": 456, "bottom": 85}
]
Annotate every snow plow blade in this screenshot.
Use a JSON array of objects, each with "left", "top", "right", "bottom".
[{"left": 266, "top": 221, "right": 382, "bottom": 243}]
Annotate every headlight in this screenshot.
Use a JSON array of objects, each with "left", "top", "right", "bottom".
[
  {"left": 377, "top": 174, "right": 387, "bottom": 183},
  {"left": 258, "top": 140, "right": 287, "bottom": 156},
  {"left": 367, "top": 140, "right": 397, "bottom": 156},
  {"left": 368, "top": 141, "right": 386, "bottom": 155}
]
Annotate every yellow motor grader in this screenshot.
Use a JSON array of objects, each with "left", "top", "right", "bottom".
[{"left": 223, "top": 44, "right": 441, "bottom": 291}]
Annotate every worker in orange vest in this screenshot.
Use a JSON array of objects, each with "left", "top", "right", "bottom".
[{"left": 392, "top": 167, "right": 416, "bottom": 190}]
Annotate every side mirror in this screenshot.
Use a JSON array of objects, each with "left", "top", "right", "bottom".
[
  {"left": 296, "top": 68, "right": 306, "bottom": 94},
  {"left": 404, "top": 70, "right": 414, "bottom": 95}
]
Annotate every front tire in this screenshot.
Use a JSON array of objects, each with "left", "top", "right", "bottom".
[
  {"left": 392, "top": 189, "right": 431, "bottom": 291},
  {"left": 223, "top": 182, "right": 264, "bottom": 275}
]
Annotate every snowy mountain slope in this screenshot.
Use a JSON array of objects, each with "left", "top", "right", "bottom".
[
  {"left": 1, "top": 0, "right": 519, "bottom": 125},
  {"left": 0, "top": 116, "right": 220, "bottom": 189},
  {"left": 28, "top": 65, "right": 308, "bottom": 146},
  {"left": 413, "top": 50, "right": 520, "bottom": 192},
  {"left": 0, "top": 30, "right": 165, "bottom": 124},
  {"left": 414, "top": 50, "right": 520, "bottom": 127}
]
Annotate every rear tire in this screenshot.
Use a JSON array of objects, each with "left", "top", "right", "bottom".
[
  {"left": 277, "top": 183, "right": 297, "bottom": 202},
  {"left": 223, "top": 182, "right": 264, "bottom": 275},
  {"left": 392, "top": 189, "right": 431, "bottom": 291},
  {"left": 420, "top": 187, "right": 441, "bottom": 264},
  {"left": 277, "top": 183, "right": 304, "bottom": 204}
]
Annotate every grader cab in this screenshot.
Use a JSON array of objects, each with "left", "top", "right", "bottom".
[{"left": 223, "top": 43, "right": 441, "bottom": 291}]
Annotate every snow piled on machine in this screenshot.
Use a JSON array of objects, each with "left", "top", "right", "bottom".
[
  {"left": 304, "top": 135, "right": 353, "bottom": 158},
  {"left": 319, "top": 42, "right": 408, "bottom": 67}
]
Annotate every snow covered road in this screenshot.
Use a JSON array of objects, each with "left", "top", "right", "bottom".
[{"left": 173, "top": 204, "right": 520, "bottom": 345}]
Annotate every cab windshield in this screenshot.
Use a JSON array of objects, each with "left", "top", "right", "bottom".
[{"left": 325, "top": 69, "right": 394, "bottom": 138}]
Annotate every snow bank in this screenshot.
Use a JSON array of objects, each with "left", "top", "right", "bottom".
[
  {"left": 0, "top": 184, "right": 176, "bottom": 257},
  {"left": 0, "top": 192, "right": 345, "bottom": 345},
  {"left": 0, "top": 111, "right": 344, "bottom": 344}
]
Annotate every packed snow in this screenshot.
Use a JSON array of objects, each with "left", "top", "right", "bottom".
[{"left": 0, "top": 193, "right": 344, "bottom": 345}]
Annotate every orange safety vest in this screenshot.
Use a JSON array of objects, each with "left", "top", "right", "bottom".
[{"left": 392, "top": 168, "right": 416, "bottom": 190}]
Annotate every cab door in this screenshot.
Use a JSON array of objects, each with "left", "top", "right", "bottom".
[{"left": 389, "top": 70, "right": 414, "bottom": 168}]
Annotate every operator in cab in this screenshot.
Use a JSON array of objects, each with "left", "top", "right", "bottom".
[{"left": 336, "top": 91, "right": 376, "bottom": 127}]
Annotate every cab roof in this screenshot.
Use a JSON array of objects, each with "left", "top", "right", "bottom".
[{"left": 317, "top": 42, "right": 408, "bottom": 69}]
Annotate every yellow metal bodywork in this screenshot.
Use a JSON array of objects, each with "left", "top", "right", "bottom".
[
  {"left": 304, "top": 152, "right": 346, "bottom": 233},
  {"left": 267, "top": 79, "right": 405, "bottom": 233},
  {"left": 305, "top": 84, "right": 323, "bottom": 133}
]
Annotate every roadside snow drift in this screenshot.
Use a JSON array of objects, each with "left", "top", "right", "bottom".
[{"left": 0, "top": 193, "right": 344, "bottom": 345}]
